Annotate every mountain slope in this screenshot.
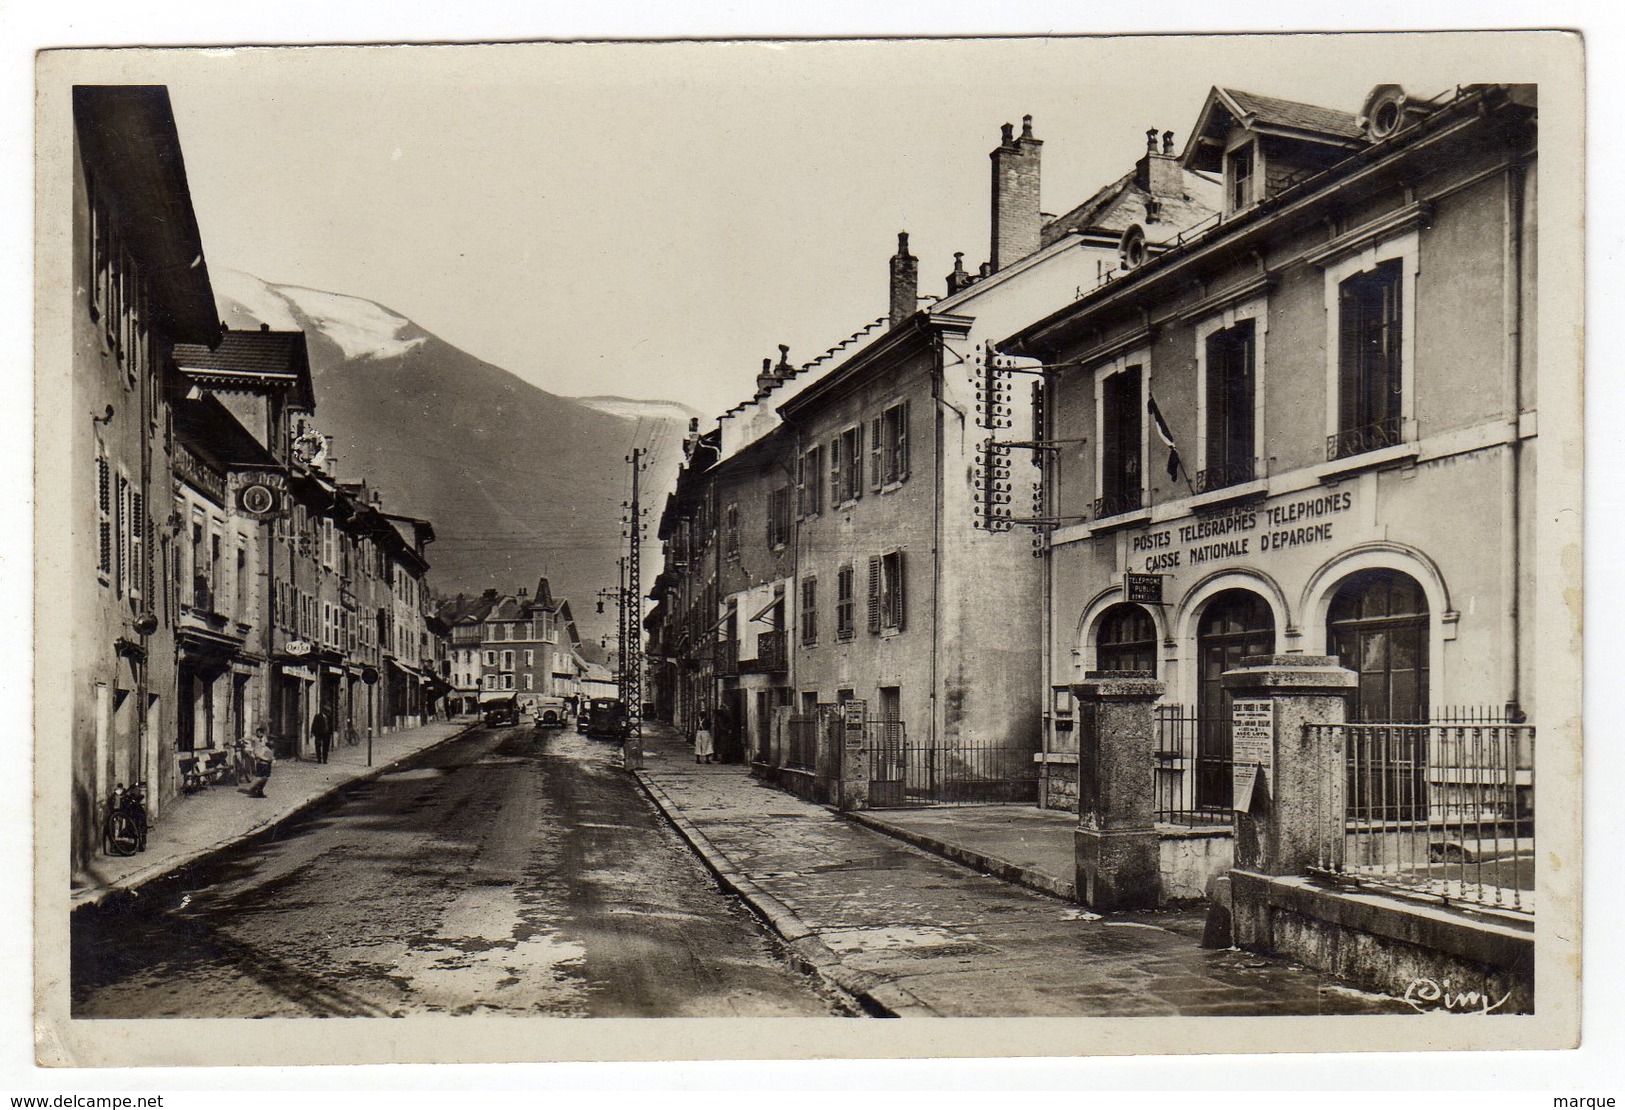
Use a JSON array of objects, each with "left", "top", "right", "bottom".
[{"left": 214, "top": 270, "right": 685, "bottom": 644}]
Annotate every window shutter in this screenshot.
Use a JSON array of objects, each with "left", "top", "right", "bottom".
[
  {"left": 115, "top": 474, "right": 128, "bottom": 596},
  {"left": 898, "top": 401, "right": 910, "bottom": 481},
  {"left": 132, "top": 490, "right": 145, "bottom": 599},
  {"left": 830, "top": 437, "right": 842, "bottom": 507},
  {"left": 892, "top": 551, "right": 907, "bottom": 631},
  {"left": 870, "top": 417, "right": 884, "bottom": 491},
  {"left": 794, "top": 453, "right": 805, "bottom": 517},
  {"left": 852, "top": 425, "right": 864, "bottom": 500},
  {"left": 867, "top": 555, "right": 882, "bottom": 633},
  {"left": 96, "top": 455, "right": 111, "bottom": 576}
]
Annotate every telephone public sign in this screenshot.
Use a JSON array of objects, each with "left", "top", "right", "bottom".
[{"left": 1124, "top": 573, "right": 1163, "bottom": 605}]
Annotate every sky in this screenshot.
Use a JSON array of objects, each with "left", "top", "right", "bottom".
[{"left": 142, "top": 34, "right": 1543, "bottom": 419}]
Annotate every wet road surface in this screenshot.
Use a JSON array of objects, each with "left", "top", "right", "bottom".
[{"left": 71, "top": 724, "right": 839, "bottom": 1017}]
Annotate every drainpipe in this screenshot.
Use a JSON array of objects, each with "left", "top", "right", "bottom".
[
  {"left": 1037, "top": 368, "right": 1053, "bottom": 806},
  {"left": 1501, "top": 158, "right": 1528, "bottom": 721},
  {"left": 930, "top": 337, "right": 947, "bottom": 750}
]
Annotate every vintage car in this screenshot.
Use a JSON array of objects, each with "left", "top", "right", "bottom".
[
  {"left": 532, "top": 696, "right": 569, "bottom": 728},
  {"left": 583, "top": 697, "right": 629, "bottom": 740},
  {"left": 480, "top": 695, "right": 520, "bottom": 727}
]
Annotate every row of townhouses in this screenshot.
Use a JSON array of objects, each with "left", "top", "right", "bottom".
[
  {"left": 436, "top": 581, "right": 598, "bottom": 717},
  {"left": 71, "top": 86, "right": 450, "bottom": 875},
  {"left": 647, "top": 83, "right": 1539, "bottom": 928}
]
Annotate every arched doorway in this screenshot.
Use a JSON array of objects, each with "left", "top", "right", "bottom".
[
  {"left": 1327, "top": 568, "right": 1431, "bottom": 820},
  {"left": 1196, "top": 589, "right": 1275, "bottom": 808},
  {"left": 1326, "top": 568, "right": 1430, "bottom": 722},
  {"left": 1096, "top": 603, "right": 1157, "bottom": 674}
]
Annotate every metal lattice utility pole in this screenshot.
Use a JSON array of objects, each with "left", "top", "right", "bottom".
[{"left": 623, "top": 447, "right": 644, "bottom": 739}]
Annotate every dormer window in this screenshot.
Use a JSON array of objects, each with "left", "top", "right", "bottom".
[{"left": 1226, "top": 142, "right": 1256, "bottom": 215}]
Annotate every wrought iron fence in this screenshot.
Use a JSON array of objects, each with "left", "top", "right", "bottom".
[
  {"left": 867, "top": 724, "right": 1039, "bottom": 808},
  {"left": 1153, "top": 708, "right": 1237, "bottom": 826},
  {"left": 1309, "top": 719, "right": 1535, "bottom": 915}
]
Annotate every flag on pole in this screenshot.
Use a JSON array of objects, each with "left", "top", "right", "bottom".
[{"left": 1147, "top": 395, "right": 1181, "bottom": 483}]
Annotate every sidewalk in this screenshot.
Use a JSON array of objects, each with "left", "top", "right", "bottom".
[
  {"left": 632, "top": 724, "right": 1410, "bottom": 1017},
  {"left": 847, "top": 805, "right": 1078, "bottom": 901},
  {"left": 71, "top": 717, "right": 480, "bottom": 911}
]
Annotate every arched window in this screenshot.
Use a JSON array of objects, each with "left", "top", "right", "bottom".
[
  {"left": 1195, "top": 589, "right": 1276, "bottom": 809},
  {"left": 1327, "top": 568, "right": 1429, "bottom": 723},
  {"left": 1096, "top": 603, "right": 1157, "bottom": 674}
]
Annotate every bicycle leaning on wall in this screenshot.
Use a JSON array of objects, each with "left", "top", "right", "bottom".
[{"left": 102, "top": 781, "right": 148, "bottom": 857}]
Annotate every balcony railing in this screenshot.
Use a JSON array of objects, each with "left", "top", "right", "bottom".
[
  {"left": 714, "top": 639, "right": 739, "bottom": 677},
  {"left": 744, "top": 629, "right": 788, "bottom": 674},
  {"left": 1092, "top": 488, "right": 1144, "bottom": 520},
  {"left": 1327, "top": 415, "right": 1402, "bottom": 462},
  {"left": 1194, "top": 458, "right": 1257, "bottom": 494}
]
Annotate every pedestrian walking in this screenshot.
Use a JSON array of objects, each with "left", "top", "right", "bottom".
[
  {"left": 238, "top": 726, "right": 275, "bottom": 798},
  {"left": 693, "top": 711, "right": 715, "bottom": 765},
  {"left": 312, "top": 710, "right": 332, "bottom": 764}
]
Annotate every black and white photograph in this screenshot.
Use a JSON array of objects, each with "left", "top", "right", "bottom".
[{"left": 28, "top": 29, "right": 1584, "bottom": 1069}]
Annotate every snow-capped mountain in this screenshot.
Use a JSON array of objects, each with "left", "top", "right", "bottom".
[
  {"left": 573, "top": 396, "right": 701, "bottom": 423},
  {"left": 213, "top": 270, "right": 687, "bottom": 641}
]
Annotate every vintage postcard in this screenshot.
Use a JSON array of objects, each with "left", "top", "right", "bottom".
[{"left": 33, "top": 32, "right": 1584, "bottom": 1066}]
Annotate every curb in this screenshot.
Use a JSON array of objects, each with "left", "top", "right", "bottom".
[
  {"left": 843, "top": 811, "right": 1078, "bottom": 903},
  {"left": 630, "top": 771, "right": 937, "bottom": 1018},
  {"left": 71, "top": 721, "right": 483, "bottom": 914}
]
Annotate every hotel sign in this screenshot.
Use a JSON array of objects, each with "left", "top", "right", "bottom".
[{"left": 174, "top": 443, "right": 226, "bottom": 503}]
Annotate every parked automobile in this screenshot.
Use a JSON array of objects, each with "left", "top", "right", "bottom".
[
  {"left": 583, "top": 697, "right": 629, "bottom": 740},
  {"left": 481, "top": 696, "right": 519, "bottom": 727},
  {"left": 532, "top": 696, "right": 568, "bottom": 728}
]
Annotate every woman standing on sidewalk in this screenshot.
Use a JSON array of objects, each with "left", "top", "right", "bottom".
[{"left": 692, "top": 711, "right": 715, "bottom": 764}]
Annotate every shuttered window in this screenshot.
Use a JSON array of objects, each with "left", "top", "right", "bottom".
[
  {"left": 767, "top": 487, "right": 792, "bottom": 548},
  {"left": 873, "top": 402, "right": 911, "bottom": 488},
  {"left": 830, "top": 426, "right": 864, "bottom": 506},
  {"left": 797, "top": 446, "right": 823, "bottom": 518},
  {"left": 836, "top": 565, "right": 855, "bottom": 641},
  {"left": 800, "top": 576, "right": 818, "bottom": 646}
]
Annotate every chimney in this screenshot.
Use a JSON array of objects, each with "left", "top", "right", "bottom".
[
  {"left": 259, "top": 322, "right": 270, "bottom": 332},
  {"left": 755, "top": 356, "right": 777, "bottom": 397},
  {"left": 946, "top": 251, "right": 973, "bottom": 295},
  {"left": 989, "top": 114, "right": 1042, "bottom": 272},
  {"left": 776, "top": 343, "right": 793, "bottom": 375},
  {"left": 889, "top": 232, "right": 918, "bottom": 326},
  {"left": 1136, "top": 126, "right": 1186, "bottom": 199}
]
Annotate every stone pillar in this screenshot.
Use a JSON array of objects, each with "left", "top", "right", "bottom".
[
  {"left": 836, "top": 702, "right": 869, "bottom": 811},
  {"left": 1072, "top": 674, "right": 1164, "bottom": 911},
  {"left": 1219, "top": 655, "right": 1356, "bottom": 876}
]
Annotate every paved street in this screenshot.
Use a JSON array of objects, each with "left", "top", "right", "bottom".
[{"left": 71, "top": 723, "right": 837, "bottom": 1018}]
